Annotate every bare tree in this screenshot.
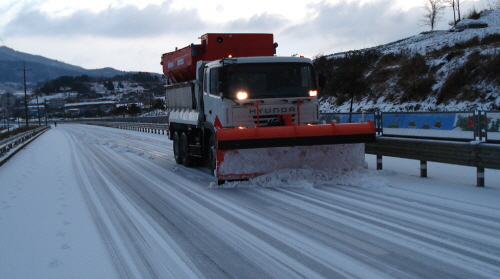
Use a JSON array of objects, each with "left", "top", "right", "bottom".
[
  {"left": 457, "top": 0, "right": 466, "bottom": 22},
  {"left": 444, "top": 0, "right": 468, "bottom": 26},
  {"left": 422, "top": 0, "right": 446, "bottom": 31},
  {"left": 444, "top": 0, "right": 457, "bottom": 25}
]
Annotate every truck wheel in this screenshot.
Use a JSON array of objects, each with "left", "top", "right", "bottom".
[
  {"left": 180, "top": 132, "right": 193, "bottom": 167},
  {"left": 208, "top": 135, "right": 217, "bottom": 176},
  {"left": 173, "top": 132, "right": 182, "bottom": 164}
]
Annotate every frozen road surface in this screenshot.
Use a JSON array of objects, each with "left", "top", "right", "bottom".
[{"left": 1, "top": 124, "right": 500, "bottom": 279}]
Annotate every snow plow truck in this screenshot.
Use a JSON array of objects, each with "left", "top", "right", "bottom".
[{"left": 161, "top": 33, "right": 375, "bottom": 185}]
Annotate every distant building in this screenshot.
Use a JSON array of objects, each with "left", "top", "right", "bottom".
[
  {"left": 49, "top": 98, "right": 65, "bottom": 109},
  {"left": 63, "top": 101, "right": 116, "bottom": 116},
  {"left": 66, "top": 108, "right": 81, "bottom": 116}
]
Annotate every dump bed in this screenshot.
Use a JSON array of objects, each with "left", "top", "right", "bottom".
[
  {"left": 161, "top": 33, "right": 275, "bottom": 83},
  {"left": 165, "top": 82, "right": 195, "bottom": 110}
]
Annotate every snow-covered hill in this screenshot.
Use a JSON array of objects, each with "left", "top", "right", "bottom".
[
  {"left": 320, "top": 9, "right": 500, "bottom": 113},
  {"left": 376, "top": 9, "right": 500, "bottom": 55}
]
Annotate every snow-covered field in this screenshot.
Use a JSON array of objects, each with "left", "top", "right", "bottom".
[{"left": 1, "top": 124, "right": 499, "bottom": 278}]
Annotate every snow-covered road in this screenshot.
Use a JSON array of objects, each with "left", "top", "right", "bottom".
[{"left": 1, "top": 124, "right": 500, "bottom": 279}]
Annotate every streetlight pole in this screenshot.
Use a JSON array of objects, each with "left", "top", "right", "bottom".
[
  {"left": 7, "top": 95, "right": 11, "bottom": 132},
  {"left": 1, "top": 105, "right": 5, "bottom": 131},
  {"left": 36, "top": 90, "right": 41, "bottom": 126},
  {"left": 18, "top": 61, "right": 31, "bottom": 127},
  {"left": 44, "top": 99, "right": 48, "bottom": 125}
]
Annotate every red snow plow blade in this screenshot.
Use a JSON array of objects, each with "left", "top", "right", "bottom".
[{"left": 215, "top": 120, "right": 376, "bottom": 183}]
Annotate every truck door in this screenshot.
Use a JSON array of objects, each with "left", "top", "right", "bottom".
[{"left": 203, "top": 67, "right": 225, "bottom": 126}]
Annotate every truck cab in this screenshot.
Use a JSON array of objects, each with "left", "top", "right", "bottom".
[{"left": 202, "top": 56, "right": 319, "bottom": 128}]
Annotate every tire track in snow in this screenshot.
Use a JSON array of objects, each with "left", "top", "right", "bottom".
[
  {"left": 101, "top": 149, "right": 329, "bottom": 278},
  {"left": 64, "top": 125, "right": 358, "bottom": 278},
  {"left": 267, "top": 186, "right": 500, "bottom": 278},
  {"left": 63, "top": 126, "right": 212, "bottom": 278}
]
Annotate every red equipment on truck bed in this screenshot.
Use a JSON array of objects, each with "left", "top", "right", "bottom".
[{"left": 161, "top": 33, "right": 276, "bottom": 83}]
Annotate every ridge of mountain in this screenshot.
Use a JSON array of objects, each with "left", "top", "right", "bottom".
[{"left": 0, "top": 46, "right": 141, "bottom": 85}]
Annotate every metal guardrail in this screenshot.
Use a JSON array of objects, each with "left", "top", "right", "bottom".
[
  {"left": 83, "top": 121, "right": 169, "bottom": 135},
  {"left": 366, "top": 136, "right": 500, "bottom": 187},
  {"left": 78, "top": 113, "right": 500, "bottom": 187},
  {"left": 74, "top": 116, "right": 168, "bottom": 124},
  {"left": 0, "top": 126, "right": 51, "bottom": 161}
]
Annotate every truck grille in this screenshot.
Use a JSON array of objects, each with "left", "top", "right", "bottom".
[{"left": 252, "top": 114, "right": 296, "bottom": 126}]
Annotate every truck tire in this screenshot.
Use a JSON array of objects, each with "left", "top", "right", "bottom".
[
  {"left": 173, "top": 131, "right": 182, "bottom": 164},
  {"left": 180, "top": 132, "right": 194, "bottom": 167},
  {"left": 208, "top": 135, "right": 224, "bottom": 185},
  {"left": 208, "top": 134, "right": 217, "bottom": 176}
]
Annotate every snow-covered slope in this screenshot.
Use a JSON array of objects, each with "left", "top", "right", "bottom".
[
  {"left": 378, "top": 9, "right": 500, "bottom": 55},
  {"left": 320, "top": 9, "right": 500, "bottom": 113}
]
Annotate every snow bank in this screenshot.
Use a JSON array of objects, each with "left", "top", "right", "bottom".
[
  {"left": 214, "top": 143, "right": 367, "bottom": 188},
  {"left": 214, "top": 167, "right": 375, "bottom": 189},
  {"left": 219, "top": 144, "right": 365, "bottom": 175}
]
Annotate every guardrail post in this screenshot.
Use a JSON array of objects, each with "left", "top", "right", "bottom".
[
  {"left": 478, "top": 111, "right": 483, "bottom": 141},
  {"left": 375, "top": 112, "right": 382, "bottom": 135},
  {"left": 477, "top": 167, "right": 485, "bottom": 187},
  {"left": 377, "top": 154, "right": 383, "bottom": 170},
  {"left": 420, "top": 160, "right": 427, "bottom": 178}
]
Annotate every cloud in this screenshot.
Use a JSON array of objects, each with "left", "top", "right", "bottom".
[
  {"left": 2, "top": 1, "right": 206, "bottom": 38},
  {"left": 280, "top": 0, "right": 423, "bottom": 55},
  {"left": 222, "top": 12, "right": 289, "bottom": 33},
  {"left": 0, "top": 0, "right": 437, "bottom": 72}
]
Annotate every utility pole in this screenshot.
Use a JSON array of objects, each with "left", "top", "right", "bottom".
[
  {"left": 44, "top": 99, "right": 48, "bottom": 125},
  {"left": 36, "top": 90, "right": 41, "bottom": 126},
  {"left": 1, "top": 104, "right": 5, "bottom": 131},
  {"left": 18, "top": 61, "right": 31, "bottom": 127},
  {"left": 6, "top": 93, "right": 13, "bottom": 132}
]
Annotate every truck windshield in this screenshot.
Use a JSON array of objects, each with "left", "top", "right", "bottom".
[{"left": 226, "top": 63, "right": 316, "bottom": 99}]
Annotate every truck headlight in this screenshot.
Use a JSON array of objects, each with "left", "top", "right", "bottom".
[
  {"left": 309, "top": 90, "right": 318, "bottom": 97},
  {"left": 236, "top": 91, "right": 248, "bottom": 100}
]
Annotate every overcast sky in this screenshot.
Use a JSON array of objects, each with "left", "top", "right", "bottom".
[{"left": 0, "top": 0, "right": 493, "bottom": 73}]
